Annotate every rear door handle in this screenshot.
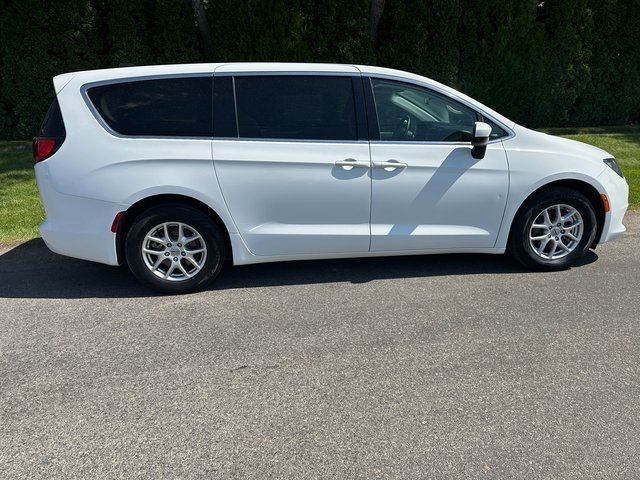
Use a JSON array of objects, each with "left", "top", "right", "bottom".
[
  {"left": 335, "top": 159, "right": 370, "bottom": 170},
  {"left": 373, "top": 160, "right": 408, "bottom": 171}
]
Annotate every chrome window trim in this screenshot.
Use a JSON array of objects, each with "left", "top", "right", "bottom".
[
  {"left": 369, "top": 139, "right": 506, "bottom": 146},
  {"left": 80, "top": 73, "right": 215, "bottom": 140},
  {"left": 214, "top": 70, "right": 358, "bottom": 77},
  {"left": 212, "top": 137, "right": 369, "bottom": 145}
]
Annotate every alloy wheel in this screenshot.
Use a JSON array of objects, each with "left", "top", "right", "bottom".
[
  {"left": 529, "top": 204, "right": 584, "bottom": 260},
  {"left": 141, "top": 222, "right": 207, "bottom": 281}
]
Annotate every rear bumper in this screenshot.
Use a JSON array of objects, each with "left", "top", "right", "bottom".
[
  {"left": 597, "top": 168, "right": 629, "bottom": 244},
  {"left": 35, "top": 165, "right": 125, "bottom": 266}
]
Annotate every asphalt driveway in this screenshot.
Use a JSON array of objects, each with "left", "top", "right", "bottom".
[{"left": 1, "top": 213, "right": 639, "bottom": 479}]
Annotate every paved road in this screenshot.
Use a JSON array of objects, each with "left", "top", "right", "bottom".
[{"left": 1, "top": 213, "right": 639, "bottom": 479}]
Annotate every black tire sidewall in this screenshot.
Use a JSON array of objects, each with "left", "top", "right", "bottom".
[
  {"left": 125, "top": 205, "right": 225, "bottom": 293},
  {"left": 510, "top": 189, "right": 597, "bottom": 270}
]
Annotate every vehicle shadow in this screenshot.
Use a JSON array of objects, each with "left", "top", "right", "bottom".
[{"left": 0, "top": 238, "right": 598, "bottom": 300}]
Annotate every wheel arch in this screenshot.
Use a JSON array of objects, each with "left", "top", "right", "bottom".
[
  {"left": 506, "top": 179, "right": 606, "bottom": 249},
  {"left": 115, "top": 194, "right": 233, "bottom": 264}
]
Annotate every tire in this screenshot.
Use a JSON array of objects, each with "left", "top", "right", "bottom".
[
  {"left": 125, "top": 204, "right": 226, "bottom": 294},
  {"left": 508, "top": 187, "right": 597, "bottom": 271}
]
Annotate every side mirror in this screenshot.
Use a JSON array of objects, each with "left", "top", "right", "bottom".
[{"left": 471, "top": 121, "right": 492, "bottom": 159}]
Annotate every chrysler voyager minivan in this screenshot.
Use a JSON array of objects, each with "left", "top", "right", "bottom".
[{"left": 33, "top": 63, "right": 628, "bottom": 293}]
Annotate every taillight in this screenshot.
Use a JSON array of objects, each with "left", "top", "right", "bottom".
[
  {"left": 32, "top": 137, "right": 61, "bottom": 163},
  {"left": 34, "top": 96, "right": 66, "bottom": 162}
]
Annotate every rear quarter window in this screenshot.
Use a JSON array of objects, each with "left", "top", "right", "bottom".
[
  {"left": 86, "top": 77, "right": 213, "bottom": 137},
  {"left": 39, "top": 98, "right": 66, "bottom": 138}
]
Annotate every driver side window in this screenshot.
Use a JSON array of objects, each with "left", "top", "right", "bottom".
[{"left": 370, "top": 78, "right": 479, "bottom": 143}]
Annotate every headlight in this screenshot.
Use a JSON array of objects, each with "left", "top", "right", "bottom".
[{"left": 603, "top": 158, "right": 624, "bottom": 178}]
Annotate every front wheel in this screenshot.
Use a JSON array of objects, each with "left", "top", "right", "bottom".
[
  {"left": 125, "top": 204, "right": 226, "bottom": 293},
  {"left": 509, "top": 187, "right": 598, "bottom": 270}
]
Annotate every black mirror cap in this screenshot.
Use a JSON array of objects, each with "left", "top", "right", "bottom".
[
  {"left": 471, "top": 129, "right": 489, "bottom": 159},
  {"left": 471, "top": 144, "right": 487, "bottom": 159}
]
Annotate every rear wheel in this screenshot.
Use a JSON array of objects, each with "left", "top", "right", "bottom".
[
  {"left": 125, "top": 204, "right": 225, "bottom": 293},
  {"left": 509, "top": 187, "right": 597, "bottom": 270}
]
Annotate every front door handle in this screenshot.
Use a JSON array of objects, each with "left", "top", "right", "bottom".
[
  {"left": 373, "top": 160, "right": 408, "bottom": 171},
  {"left": 335, "top": 159, "right": 370, "bottom": 170}
]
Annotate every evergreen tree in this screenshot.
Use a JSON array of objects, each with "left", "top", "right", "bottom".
[
  {"left": 0, "top": 0, "right": 637, "bottom": 139},
  {"left": 0, "top": 0, "right": 99, "bottom": 138},
  {"left": 376, "top": 0, "right": 460, "bottom": 86}
]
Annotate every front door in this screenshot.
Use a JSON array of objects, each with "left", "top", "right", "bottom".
[
  {"left": 212, "top": 72, "right": 371, "bottom": 256},
  {"left": 367, "top": 77, "right": 509, "bottom": 251}
]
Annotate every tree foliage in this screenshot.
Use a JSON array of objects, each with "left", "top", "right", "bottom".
[{"left": 0, "top": 0, "right": 637, "bottom": 139}]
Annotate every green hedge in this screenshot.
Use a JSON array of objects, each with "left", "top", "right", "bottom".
[{"left": 0, "top": 0, "right": 638, "bottom": 139}]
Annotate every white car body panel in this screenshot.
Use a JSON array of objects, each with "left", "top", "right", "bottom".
[
  {"left": 369, "top": 142, "right": 509, "bottom": 251},
  {"left": 36, "top": 163, "right": 124, "bottom": 265},
  {"left": 213, "top": 139, "right": 371, "bottom": 256},
  {"left": 494, "top": 125, "right": 626, "bottom": 248},
  {"left": 35, "top": 62, "right": 629, "bottom": 267}
]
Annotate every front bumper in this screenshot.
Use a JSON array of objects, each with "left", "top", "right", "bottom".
[
  {"left": 597, "top": 167, "right": 629, "bottom": 243},
  {"left": 35, "top": 165, "right": 125, "bottom": 266}
]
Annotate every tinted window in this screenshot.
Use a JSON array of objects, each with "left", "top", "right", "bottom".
[
  {"left": 483, "top": 118, "right": 508, "bottom": 140},
  {"left": 39, "top": 98, "right": 66, "bottom": 138},
  {"left": 87, "top": 77, "right": 212, "bottom": 137},
  {"left": 234, "top": 76, "right": 357, "bottom": 141},
  {"left": 371, "top": 78, "right": 478, "bottom": 142},
  {"left": 213, "top": 76, "right": 238, "bottom": 137}
]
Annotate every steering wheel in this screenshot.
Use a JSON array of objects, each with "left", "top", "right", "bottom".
[{"left": 392, "top": 115, "right": 411, "bottom": 140}]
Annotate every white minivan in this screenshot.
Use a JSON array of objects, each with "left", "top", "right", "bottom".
[{"left": 33, "top": 63, "right": 628, "bottom": 293}]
